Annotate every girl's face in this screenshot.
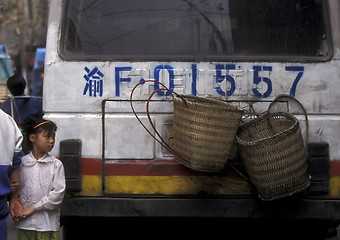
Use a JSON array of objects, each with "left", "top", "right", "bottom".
[{"left": 30, "top": 129, "right": 56, "bottom": 154}]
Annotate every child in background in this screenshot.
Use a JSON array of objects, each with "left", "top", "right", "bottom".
[
  {"left": 15, "top": 118, "right": 65, "bottom": 240},
  {"left": 1, "top": 74, "right": 44, "bottom": 155},
  {"left": 1, "top": 74, "right": 43, "bottom": 125}
]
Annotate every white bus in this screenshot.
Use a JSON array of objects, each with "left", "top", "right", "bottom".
[{"left": 44, "top": 0, "right": 340, "bottom": 237}]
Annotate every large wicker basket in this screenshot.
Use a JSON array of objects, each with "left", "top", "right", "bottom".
[
  {"left": 236, "top": 112, "right": 309, "bottom": 200},
  {"left": 173, "top": 95, "right": 243, "bottom": 172}
]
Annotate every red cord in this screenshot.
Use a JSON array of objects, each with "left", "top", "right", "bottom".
[{"left": 130, "top": 80, "right": 189, "bottom": 164}]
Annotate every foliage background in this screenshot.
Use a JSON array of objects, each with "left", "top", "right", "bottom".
[{"left": 0, "top": 0, "right": 49, "bottom": 79}]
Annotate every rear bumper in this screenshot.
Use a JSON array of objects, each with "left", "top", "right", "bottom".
[{"left": 61, "top": 197, "right": 340, "bottom": 220}]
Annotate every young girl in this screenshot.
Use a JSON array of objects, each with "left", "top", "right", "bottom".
[{"left": 15, "top": 118, "right": 65, "bottom": 240}]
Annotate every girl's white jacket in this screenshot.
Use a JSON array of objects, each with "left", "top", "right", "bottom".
[{"left": 16, "top": 152, "right": 66, "bottom": 232}]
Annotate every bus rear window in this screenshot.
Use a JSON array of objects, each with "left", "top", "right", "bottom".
[{"left": 60, "top": 0, "right": 331, "bottom": 61}]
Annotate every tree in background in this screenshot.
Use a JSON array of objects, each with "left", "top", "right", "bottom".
[{"left": 0, "top": 0, "right": 49, "bottom": 80}]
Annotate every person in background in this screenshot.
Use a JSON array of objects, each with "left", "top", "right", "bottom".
[
  {"left": 1, "top": 74, "right": 43, "bottom": 126},
  {"left": 0, "top": 109, "right": 23, "bottom": 240},
  {"left": 1, "top": 74, "right": 43, "bottom": 154}
]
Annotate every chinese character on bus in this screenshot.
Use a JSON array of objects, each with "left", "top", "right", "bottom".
[{"left": 83, "top": 66, "right": 104, "bottom": 97}]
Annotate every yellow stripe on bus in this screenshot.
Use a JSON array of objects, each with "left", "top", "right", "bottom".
[
  {"left": 81, "top": 175, "right": 102, "bottom": 196},
  {"left": 79, "top": 175, "right": 340, "bottom": 197},
  {"left": 330, "top": 176, "right": 340, "bottom": 197},
  {"left": 104, "top": 176, "right": 252, "bottom": 195}
]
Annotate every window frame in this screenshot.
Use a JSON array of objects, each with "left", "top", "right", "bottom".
[{"left": 58, "top": 0, "right": 333, "bottom": 62}]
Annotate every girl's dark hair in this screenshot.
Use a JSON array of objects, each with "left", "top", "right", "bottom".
[{"left": 21, "top": 118, "right": 57, "bottom": 150}]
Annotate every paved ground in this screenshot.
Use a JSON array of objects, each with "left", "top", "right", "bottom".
[
  {"left": 7, "top": 216, "right": 64, "bottom": 240},
  {"left": 7, "top": 216, "right": 16, "bottom": 240},
  {"left": 7, "top": 215, "right": 340, "bottom": 240}
]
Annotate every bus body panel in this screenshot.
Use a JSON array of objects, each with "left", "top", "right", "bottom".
[{"left": 44, "top": 0, "right": 340, "bottom": 210}]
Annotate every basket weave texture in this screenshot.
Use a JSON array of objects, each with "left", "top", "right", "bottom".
[
  {"left": 173, "top": 95, "right": 243, "bottom": 172},
  {"left": 236, "top": 112, "right": 309, "bottom": 200}
]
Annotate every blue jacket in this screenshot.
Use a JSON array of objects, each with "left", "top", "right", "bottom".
[
  {"left": 0, "top": 110, "right": 23, "bottom": 196},
  {"left": 1, "top": 95, "right": 43, "bottom": 125}
]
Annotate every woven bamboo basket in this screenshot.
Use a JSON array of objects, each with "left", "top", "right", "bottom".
[
  {"left": 173, "top": 95, "right": 243, "bottom": 172},
  {"left": 236, "top": 112, "right": 309, "bottom": 200}
]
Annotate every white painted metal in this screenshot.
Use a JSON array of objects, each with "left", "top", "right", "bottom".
[{"left": 44, "top": 0, "right": 340, "bottom": 161}]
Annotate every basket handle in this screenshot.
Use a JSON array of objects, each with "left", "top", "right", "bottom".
[
  {"left": 268, "top": 94, "right": 309, "bottom": 148},
  {"left": 130, "top": 80, "right": 190, "bottom": 164}
]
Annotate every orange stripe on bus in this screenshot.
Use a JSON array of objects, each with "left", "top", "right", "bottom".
[
  {"left": 82, "top": 158, "right": 224, "bottom": 176},
  {"left": 82, "top": 158, "right": 102, "bottom": 175},
  {"left": 330, "top": 160, "right": 340, "bottom": 176},
  {"left": 104, "top": 159, "right": 205, "bottom": 176},
  {"left": 82, "top": 158, "right": 340, "bottom": 177}
]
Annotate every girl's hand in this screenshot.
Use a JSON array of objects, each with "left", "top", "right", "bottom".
[
  {"left": 9, "top": 199, "right": 23, "bottom": 222},
  {"left": 15, "top": 206, "right": 36, "bottom": 220}
]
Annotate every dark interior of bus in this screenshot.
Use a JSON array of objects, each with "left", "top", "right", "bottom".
[{"left": 61, "top": 0, "right": 329, "bottom": 60}]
